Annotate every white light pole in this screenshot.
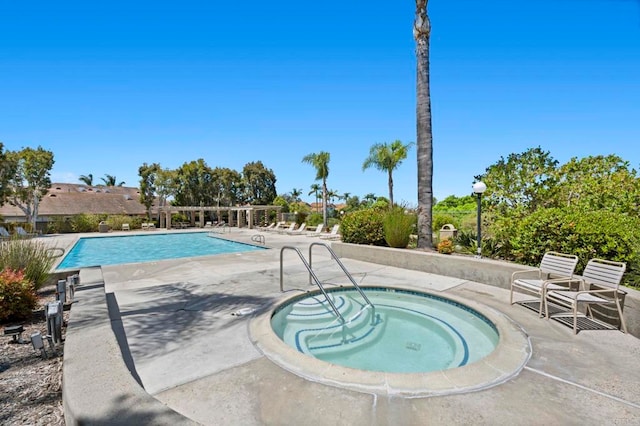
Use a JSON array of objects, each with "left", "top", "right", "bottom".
[{"left": 472, "top": 181, "right": 487, "bottom": 258}]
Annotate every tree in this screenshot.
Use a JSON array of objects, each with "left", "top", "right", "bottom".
[
  {"left": 308, "top": 183, "right": 321, "bottom": 212},
  {"left": 290, "top": 188, "right": 302, "bottom": 202},
  {"left": 476, "top": 146, "right": 559, "bottom": 217},
  {"left": 553, "top": 154, "right": 640, "bottom": 215},
  {"left": 0, "top": 142, "right": 16, "bottom": 206},
  {"left": 79, "top": 173, "right": 94, "bottom": 186},
  {"left": 302, "top": 151, "right": 331, "bottom": 228},
  {"left": 362, "top": 140, "right": 414, "bottom": 208},
  {"left": 242, "top": 161, "right": 277, "bottom": 205},
  {"left": 213, "top": 167, "right": 243, "bottom": 206},
  {"left": 6, "top": 146, "right": 54, "bottom": 228},
  {"left": 414, "top": 0, "right": 434, "bottom": 249},
  {"left": 138, "top": 163, "right": 160, "bottom": 219},
  {"left": 173, "top": 159, "right": 215, "bottom": 206},
  {"left": 101, "top": 174, "right": 125, "bottom": 187}
]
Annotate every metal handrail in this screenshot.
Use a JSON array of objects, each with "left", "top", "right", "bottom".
[
  {"left": 280, "top": 246, "right": 345, "bottom": 324},
  {"left": 308, "top": 242, "right": 376, "bottom": 324}
]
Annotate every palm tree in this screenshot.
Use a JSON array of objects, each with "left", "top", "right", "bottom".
[
  {"left": 101, "top": 174, "right": 125, "bottom": 187},
  {"left": 362, "top": 140, "right": 414, "bottom": 208},
  {"left": 415, "top": 0, "right": 434, "bottom": 249},
  {"left": 308, "top": 183, "right": 321, "bottom": 213},
  {"left": 79, "top": 174, "right": 93, "bottom": 186},
  {"left": 302, "top": 152, "right": 330, "bottom": 228},
  {"left": 290, "top": 188, "right": 302, "bottom": 202}
]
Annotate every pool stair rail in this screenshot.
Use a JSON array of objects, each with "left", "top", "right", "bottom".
[
  {"left": 280, "top": 242, "right": 376, "bottom": 326},
  {"left": 308, "top": 242, "right": 376, "bottom": 325},
  {"left": 280, "top": 246, "right": 346, "bottom": 324}
]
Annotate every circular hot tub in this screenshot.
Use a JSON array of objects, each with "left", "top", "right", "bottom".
[{"left": 250, "top": 285, "right": 531, "bottom": 397}]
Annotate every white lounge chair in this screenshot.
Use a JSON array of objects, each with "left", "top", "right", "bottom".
[
  {"left": 510, "top": 251, "right": 579, "bottom": 317},
  {"left": 265, "top": 222, "right": 285, "bottom": 232},
  {"left": 122, "top": 223, "right": 130, "bottom": 231},
  {"left": 277, "top": 223, "right": 297, "bottom": 234},
  {"left": 305, "top": 224, "right": 324, "bottom": 237},
  {"left": 15, "top": 226, "right": 38, "bottom": 238},
  {"left": 320, "top": 224, "right": 341, "bottom": 240},
  {"left": 0, "top": 226, "right": 11, "bottom": 240},
  {"left": 545, "top": 258, "right": 628, "bottom": 334},
  {"left": 286, "top": 223, "right": 307, "bottom": 235}
]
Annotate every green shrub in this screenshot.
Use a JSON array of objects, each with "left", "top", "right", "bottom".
[
  {"left": 432, "top": 212, "right": 458, "bottom": 233},
  {"left": 306, "top": 213, "right": 323, "bottom": 227},
  {"left": 47, "top": 217, "right": 74, "bottom": 234},
  {"left": 383, "top": 208, "right": 415, "bottom": 248},
  {"left": 106, "top": 215, "right": 142, "bottom": 230},
  {"left": 0, "top": 268, "right": 38, "bottom": 322},
  {"left": 340, "top": 209, "right": 386, "bottom": 246},
  {"left": 0, "top": 238, "right": 55, "bottom": 290},
  {"left": 70, "top": 213, "right": 104, "bottom": 232},
  {"left": 507, "top": 208, "right": 640, "bottom": 285}
]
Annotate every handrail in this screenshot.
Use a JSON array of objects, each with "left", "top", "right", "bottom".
[
  {"left": 280, "top": 246, "right": 345, "bottom": 324},
  {"left": 308, "top": 242, "right": 375, "bottom": 324}
]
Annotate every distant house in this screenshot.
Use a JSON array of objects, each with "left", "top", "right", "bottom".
[{"left": 0, "top": 183, "right": 156, "bottom": 229}]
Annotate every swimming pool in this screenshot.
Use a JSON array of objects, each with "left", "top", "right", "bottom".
[
  {"left": 271, "top": 287, "right": 499, "bottom": 373},
  {"left": 57, "top": 232, "right": 265, "bottom": 269}
]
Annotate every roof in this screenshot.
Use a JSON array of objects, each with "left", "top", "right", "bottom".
[{"left": 0, "top": 183, "right": 153, "bottom": 218}]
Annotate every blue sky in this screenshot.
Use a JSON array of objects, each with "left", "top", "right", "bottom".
[{"left": 2, "top": 0, "right": 639, "bottom": 205}]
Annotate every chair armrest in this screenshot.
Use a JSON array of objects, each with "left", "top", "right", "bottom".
[{"left": 511, "top": 269, "right": 541, "bottom": 281}]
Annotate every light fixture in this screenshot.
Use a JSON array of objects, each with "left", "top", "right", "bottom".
[{"left": 472, "top": 181, "right": 487, "bottom": 258}]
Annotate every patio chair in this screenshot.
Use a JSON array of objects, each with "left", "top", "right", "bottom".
[
  {"left": 286, "top": 223, "right": 307, "bottom": 235},
  {"left": 305, "top": 224, "right": 324, "bottom": 237},
  {"left": 545, "top": 258, "right": 627, "bottom": 334},
  {"left": 277, "top": 222, "right": 297, "bottom": 234},
  {"left": 259, "top": 222, "right": 275, "bottom": 230},
  {"left": 265, "top": 221, "right": 285, "bottom": 232},
  {"left": 320, "top": 224, "right": 341, "bottom": 240},
  {"left": 510, "top": 251, "right": 579, "bottom": 317},
  {"left": 0, "top": 226, "right": 11, "bottom": 240},
  {"left": 122, "top": 223, "right": 130, "bottom": 231},
  {"left": 15, "top": 226, "right": 38, "bottom": 238}
]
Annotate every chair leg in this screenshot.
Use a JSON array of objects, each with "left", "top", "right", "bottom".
[
  {"left": 615, "top": 297, "right": 628, "bottom": 334},
  {"left": 573, "top": 303, "right": 579, "bottom": 334}
]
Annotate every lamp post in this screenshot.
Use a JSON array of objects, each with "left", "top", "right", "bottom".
[{"left": 472, "top": 181, "right": 487, "bottom": 258}]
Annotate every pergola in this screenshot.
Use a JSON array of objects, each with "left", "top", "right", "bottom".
[{"left": 158, "top": 205, "right": 283, "bottom": 229}]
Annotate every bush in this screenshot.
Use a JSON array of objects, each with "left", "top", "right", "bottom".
[
  {"left": 0, "top": 238, "right": 54, "bottom": 290},
  {"left": 507, "top": 208, "right": 640, "bottom": 285},
  {"left": 383, "top": 208, "right": 415, "bottom": 248},
  {"left": 340, "top": 209, "right": 386, "bottom": 246},
  {"left": 70, "top": 213, "right": 105, "bottom": 232},
  {"left": 106, "top": 215, "right": 142, "bottom": 230},
  {"left": 0, "top": 268, "right": 38, "bottom": 322},
  {"left": 437, "top": 239, "right": 454, "bottom": 254}
]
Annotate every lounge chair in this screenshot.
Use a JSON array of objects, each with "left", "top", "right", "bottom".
[
  {"left": 286, "top": 223, "right": 307, "bottom": 235},
  {"left": 0, "top": 226, "right": 11, "bottom": 240},
  {"left": 265, "top": 222, "right": 285, "bottom": 232},
  {"left": 122, "top": 223, "right": 130, "bottom": 231},
  {"left": 204, "top": 221, "right": 213, "bottom": 228},
  {"left": 259, "top": 222, "right": 275, "bottom": 231},
  {"left": 15, "top": 226, "right": 38, "bottom": 238},
  {"left": 320, "top": 224, "right": 341, "bottom": 240},
  {"left": 305, "top": 224, "right": 324, "bottom": 237},
  {"left": 510, "top": 251, "right": 579, "bottom": 317},
  {"left": 277, "top": 222, "right": 297, "bottom": 234},
  {"left": 545, "top": 258, "right": 627, "bottom": 334}
]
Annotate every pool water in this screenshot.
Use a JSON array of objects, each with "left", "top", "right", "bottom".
[
  {"left": 271, "top": 287, "right": 499, "bottom": 373},
  {"left": 57, "top": 232, "right": 264, "bottom": 269}
]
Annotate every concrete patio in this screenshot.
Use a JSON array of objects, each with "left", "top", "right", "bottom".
[{"left": 56, "top": 229, "right": 640, "bottom": 425}]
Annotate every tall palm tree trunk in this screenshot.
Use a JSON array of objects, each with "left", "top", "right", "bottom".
[
  {"left": 388, "top": 170, "right": 394, "bottom": 208},
  {"left": 415, "top": 0, "right": 433, "bottom": 249}
]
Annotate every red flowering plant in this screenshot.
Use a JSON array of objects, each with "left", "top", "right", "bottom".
[{"left": 0, "top": 268, "right": 38, "bottom": 322}]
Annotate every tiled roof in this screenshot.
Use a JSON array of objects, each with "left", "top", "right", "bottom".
[{"left": 0, "top": 183, "right": 153, "bottom": 218}]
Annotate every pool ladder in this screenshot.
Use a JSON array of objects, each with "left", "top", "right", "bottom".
[{"left": 280, "top": 242, "right": 375, "bottom": 326}]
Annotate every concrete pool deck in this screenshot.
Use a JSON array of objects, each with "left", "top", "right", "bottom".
[{"left": 56, "top": 229, "right": 640, "bottom": 425}]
